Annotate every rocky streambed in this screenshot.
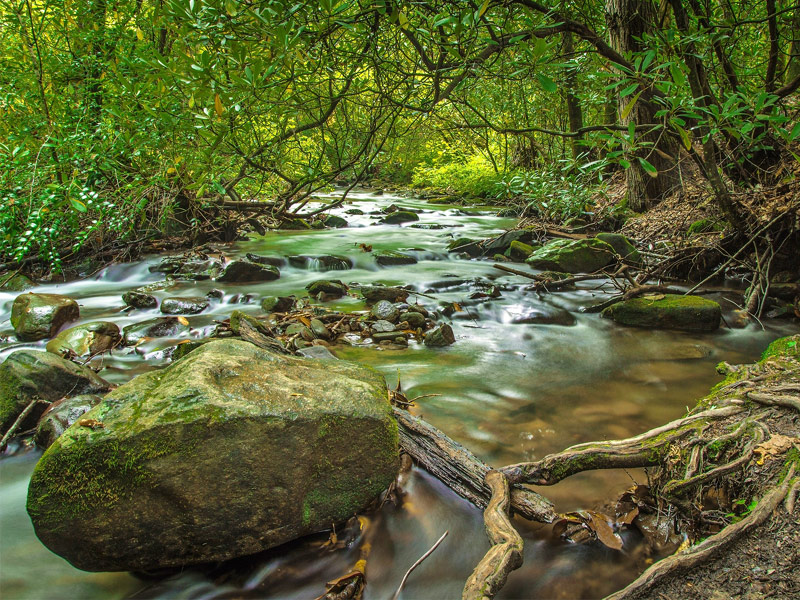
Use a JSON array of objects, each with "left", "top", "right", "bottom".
[{"left": 1, "top": 190, "right": 797, "bottom": 600}]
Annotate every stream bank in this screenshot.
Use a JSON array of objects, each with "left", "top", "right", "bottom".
[{"left": 1, "top": 190, "right": 797, "bottom": 599}]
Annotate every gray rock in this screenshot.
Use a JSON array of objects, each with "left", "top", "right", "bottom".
[
  {"left": 11, "top": 293, "right": 80, "bottom": 341},
  {"left": 34, "top": 395, "right": 103, "bottom": 449},
  {"left": 297, "top": 345, "right": 338, "bottom": 360},
  {"left": 424, "top": 324, "right": 456, "bottom": 347},
  {"left": 0, "top": 350, "right": 110, "bottom": 434},
  {"left": 400, "top": 311, "right": 426, "bottom": 329},
  {"left": 217, "top": 261, "right": 280, "bottom": 283},
  {"left": 160, "top": 297, "right": 209, "bottom": 315},
  {"left": 122, "top": 291, "right": 157, "bottom": 310},
  {"left": 26, "top": 340, "right": 398, "bottom": 572},
  {"left": 46, "top": 322, "right": 122, "bottom": 357},
  {"left": 261, "top": 296, "right": 295, "bottom": 313},
  {"left": 309, "top": 318, "right": 330, "bottom": 340},
  {"left": 359, "top": 285, "right": 409, "bottom": 304},
  {"left": 122, "top": 317, "right": 190, "bottom": 346},
  {"left": 371, "top": 320, "right": 396, "bottom": 333},
  {"left": 371, "top": 300, "right": 399, "bottom": 322}
]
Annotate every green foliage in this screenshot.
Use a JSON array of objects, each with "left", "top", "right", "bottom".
[
  {"left": 496, "top": 165, "right": 600, "bottom": 221},
  {"left": 411, "top": 153, "right": 502, "bottom": 198}
]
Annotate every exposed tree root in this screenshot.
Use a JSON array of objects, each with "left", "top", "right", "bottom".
[
  {"left": 393, "top": 408, "right": 556, "bottom": 523},
  {"left": 606, "top": 465, "right": 797, "bottom": 600},
  {"left": 462, "top": 471, "right": 523, "bottom": 600}
]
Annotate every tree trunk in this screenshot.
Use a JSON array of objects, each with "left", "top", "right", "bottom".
[
  {"left": 563, "top": 32, "right": 585, "bottom": 163},
  {"left": 787, "top": 1, "right": 800, "bottom": 83},
  {"left": 605, "top": 0, "right": 680, "bottom": 212}
]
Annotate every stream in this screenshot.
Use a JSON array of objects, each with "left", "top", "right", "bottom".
[{"left": 1, "top": 190, "right": 796, "bottom": 600}]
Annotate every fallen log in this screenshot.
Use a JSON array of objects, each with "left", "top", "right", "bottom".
[{"left": 393, "top": 408, "right": 556, "bottom": 523}]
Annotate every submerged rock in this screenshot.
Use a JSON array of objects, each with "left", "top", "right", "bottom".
[
  {"left": 160, "top": 297, "right": 209, "bottom": 315},
  {"left": 526, "top": 238, "right": 616, "bottom": 273},
  {"left": 34, "top": 395, "right": 104, "bottom": 449},
  {"left": 122, "top": 317, "right": 190, "bottom": 346},
  {"left": 26, "top": 339, "right": 398, "bottom": 572},
  {"left": 289, "top": 255, "right": 353, "bottom": 271},
  {"left": 601, "top": 294, "right": 721, "bottom": 332},
  {"left": 217, "top": 260, "right": 280, "bottom": 283},
  {"left": 245, "top": 253, "right": 286, "bottom": 268},
  {"left": 11, "top": 293, "right": 80, "bottom": 341},
  {"left": 374, "top": 251, "right": 417, "bottom": 266},
  {"left": 508, "top": 307, "right": 576, "bottom": 326},
  {"left": 149, "top": 257, "right": 221, "bottom": 280},
  {"left": 46, "top": 322, "right": 121, "bottom": 357},
  {"left": 323, "top": 215, "right": 349, "bottom": 228},
  {"left": 0, "top": 350, "right": 110, "bottom": 434}
]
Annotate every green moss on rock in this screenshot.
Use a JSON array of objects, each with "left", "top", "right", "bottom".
[
  {"left": 526, "top": 238, "right": 616, "bottom": 273},
  {"left": 601, "top": 294, "right": 721, "bottom": 332}
]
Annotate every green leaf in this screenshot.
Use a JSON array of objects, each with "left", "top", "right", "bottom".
[
  {"left": 620, "top": 90, "right": 642, "bottom": 120},
  {"left": 675, "top": 125, "right": 692, "bottom": 151},
  {"left": 790, "top": 123, "right": 800, "bottom": 141},
  {"left": 537, "top": 73, "right": 557, "bottom": 93},
  {"left": 619, "top": 159, "right": 631, "bottom": 169},
  {"left": 619, "top": 83, "right": 638, "bottom": 98},
  {"left": 638, "top": 157, "right": 658, "bottom": 177},
  {"left": 70, "top": 198, "right": 87, "bottom": 213}
]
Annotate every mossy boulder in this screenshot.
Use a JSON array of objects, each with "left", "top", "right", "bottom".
[
  {"left": 761, "top": 334, "right": 800, "bottom": 361},
  {"left": 601, "top": 294, "right": 722, "bottom": 332},
  {"left": 374, "top": 251, "right": 417, "bottom": 266},
  {"left": 306, "top": 279, "right": 348, "bottom": 298},
  {"left": 122, "top": 291, "right": 157, "bottom": 310},
  {"left": 0, "top": 350, "right": 111, "bottom": 434},
  {"left": 323, "top": 215, "right": 349, "bottom": 228},
  {"left": 446, "top": 238, "right": 482, "bottom": 257},
  {"left": 46, "top": 322, "right": 121, "bottom": 357},
  {"left": 10, "top": 293, "right": 80, "bottom": 341},
  {"left": 526, "top": 238, "right": 616, "bottom": 273},
  {"left": 504, "top": 240, "right": 538, "bottom": 261},
  {"left": 1, "top": 272, "right": 34, "bottom": 291},
  {"left": 594, "top": 233, "right": 642, "bottom": 265},
  {"left": 381, "top": 210, "right": 419, "bottom": 224},
  {"left": 26, "top": 339, "right": 398, "bottom": 572},
  {"left": 482, "top": 229, "right": 536, "bottom": 255}
]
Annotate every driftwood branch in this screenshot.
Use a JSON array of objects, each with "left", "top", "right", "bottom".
[
  {"left": 462, "top": 471, "right": 524, "bottom": 600},
  {"left": 394, "top": 408, "right": 556, "bottom": 523}
]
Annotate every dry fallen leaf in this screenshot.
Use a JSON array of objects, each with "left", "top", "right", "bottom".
[
  {"left": 176, "top": 316, "right": 190, "bottom": 326},
  {"left": 754, "top": 434, "right": 799, "bottom": 465},
  {"left": 78, "top": 419, "right": 104, "bottom": 430}
]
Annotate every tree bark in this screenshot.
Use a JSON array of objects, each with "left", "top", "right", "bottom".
[
  {"left": 605, "top": 0, "right": 680, "bottom": 212},
  {"left": 563, "top": 32, "right": 585, "bottom": 163}
]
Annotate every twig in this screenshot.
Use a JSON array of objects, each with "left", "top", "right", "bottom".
[
  {"left": 0, "top": 399, "right": 44, "bottom": 450},
  {"left": 391, "top": 530, "right": 448, "bottom": 600}
]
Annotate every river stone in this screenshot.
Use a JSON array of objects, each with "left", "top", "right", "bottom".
[
  {"left": 122, "top": 291, "right": 158, "bottom": 310},
  {"left": 160, "top": 297, "right": 209, "bottom": 315},
  {"left": 35, "top": 395, "right": 104, "bottom": 449},
  {"left": 371, "top": 320, "right": 396, "bottom": 333},
  {"left": 217, "top": 261, "right": 280, "bottom": 283},
  {"left": 504, "top": 240, "right": 538, "bottom": 261},
  {"left": 399, "top": 311, "right": 426, "bottom": 329},
  {"left": 323, "top": 215, "right": 349, "bottom": 228},
  {"left": 372, "top": 331, "right": 408, "bottom": 343},
  {"left": 229, "top": 310, "right": 272, "bottom": 336},
  {"left": 345, "top": 208, "right": 364, "bottom": 215},
  {"left": 446, "top": 238, "right": 482, "bottom": 257},
  {"left": 245, "top": 253, "right": 286, "bottom": 267},
  {"left": 122, "top": 317, "right": 190, "bottom": 346},
  {"left": 297, "top": 345, "right": 338, "bottom": 360},
  {"left": 279, "top": 218, "right": 311, "bottom": 230},
  {"left": 371, "top": 300, "right": 399, "bottom": 322},
  {"left": 309, "top": 318, "right": 330, "bottom": 340},
  {"left": 374, "top": 251, "right": 417, "bottom": 266},
  {"left": 359, "top": 286, "right": 409, "bottom": 304},
  {"left": 0, "top": 350, "right": 111, "bottom": 434},
  {"left": 508, "top": 307, "right": 576, "bottom": 326},
  {"left": 149, "top": 257, "right": 221, "bottom": 280},
  {"left": 381, "top": 211, "right": 419, "bottom": 225},
  {"left": 11, "top": 293, "right": 80, "bottom": 341},
  {"left": 526, "top": 238, "right": 616, "bottom": 273},
  {"left": 306, "top": 280, "right": 348, "bottom": 298},
  {"left": 1, "top": 272, "right": 34, "bottom": 291},
  {"left": 482, "top": 229, "right": 535, "bottom": 255},
  {"left": 26, "top": 339, "right": 398, "bottom": 572},
  {"left": 261, "top": 296, "right": 294, "bottom": 313},
  {"left": 46, "top": 322, "right": 122, "bottom": 357},
  {"left": 595, "top": 233, "right": 642, "bottom": 265},
  {"left": 424, "top": 324, "right": 455, "bottom": 347},
  {"left": 601, "top": 294, "right": 721, "bottom": 332}
]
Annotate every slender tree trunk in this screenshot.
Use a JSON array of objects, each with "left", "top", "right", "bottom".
[
  {"left": 787, "top": 1, "right": 800, "bottom": 83},
  {"left": 562, "top": 32, "right": 584, "bottom": 163},
  {"left": 605, "top": 0, "right": 680, "bottom": 212}
]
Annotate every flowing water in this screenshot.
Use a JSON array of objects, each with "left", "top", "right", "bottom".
[{"left": 1, "top": 190, "right": 796, "bottom": 600}]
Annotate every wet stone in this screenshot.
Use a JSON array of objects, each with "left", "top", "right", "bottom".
[
  {"left": 122, "top": 291, "right": 157, "bottom": 310},
  {"left": 161, "top": 297, "right": 209, "bottom": 315},
  {"left": 0, "top": 273, "right": 34, "bottom": 291},
  {"left": 34, "top": 394, "right": 103, "bottom": 449},
  {"left": 46, "top": 322, "right": 122, "bottom": 357},
  {"left": 374, "top": 251, "right": 418, "bottom": 266},
  {"left": 360, "top": 285, "right": 409, "bottom": 304},
  {"left": 371, "top": 300, "right": 399, "bottom": 322},
  {"left": 372, "top": 331, "right": 408, "bottom": 343},
  {"left": 309, "top": 319, "right": 330, "bottom": 340},
  {"left": 261, "top": 296, "right": 294, "bottom": 313},
  {"left": 371, "top": 320, "right": 396, "bottom": 333},
  {"left": 217, "top": 260, "right": 280, "bottom": 283},
  {"left": 424, "top": 324, "right": 456, "bottom": 347},
  {"left": 509, "top": 307, "right": 576, "bottom": 326},
  {"left": 11, "top": 293, "right": 80, "bottom": 341},
  {"left": 122, "top": 317, "right": 190, "bottom": 346},
  {"left": 306, "top": 279, "right": 348, "bottom": 298},
  {"left": 245, "top": 253, "right": 286, "bottom": 267},
  {"left": 323, "top": 215, "right": 348, "bottom": 228},
  {"left": 400, "top": 311, "right": 426, "bottom": 329}
]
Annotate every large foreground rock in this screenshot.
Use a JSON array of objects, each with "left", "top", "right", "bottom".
[
  {"left": 0, "top": 351, "right": 111, "bottom": 434},
  {"left": 27, "top": 339, "right": 398, "bottom": 572},
  {"left": 601, "top": 294, "right": 721, "bottom": 331}
]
